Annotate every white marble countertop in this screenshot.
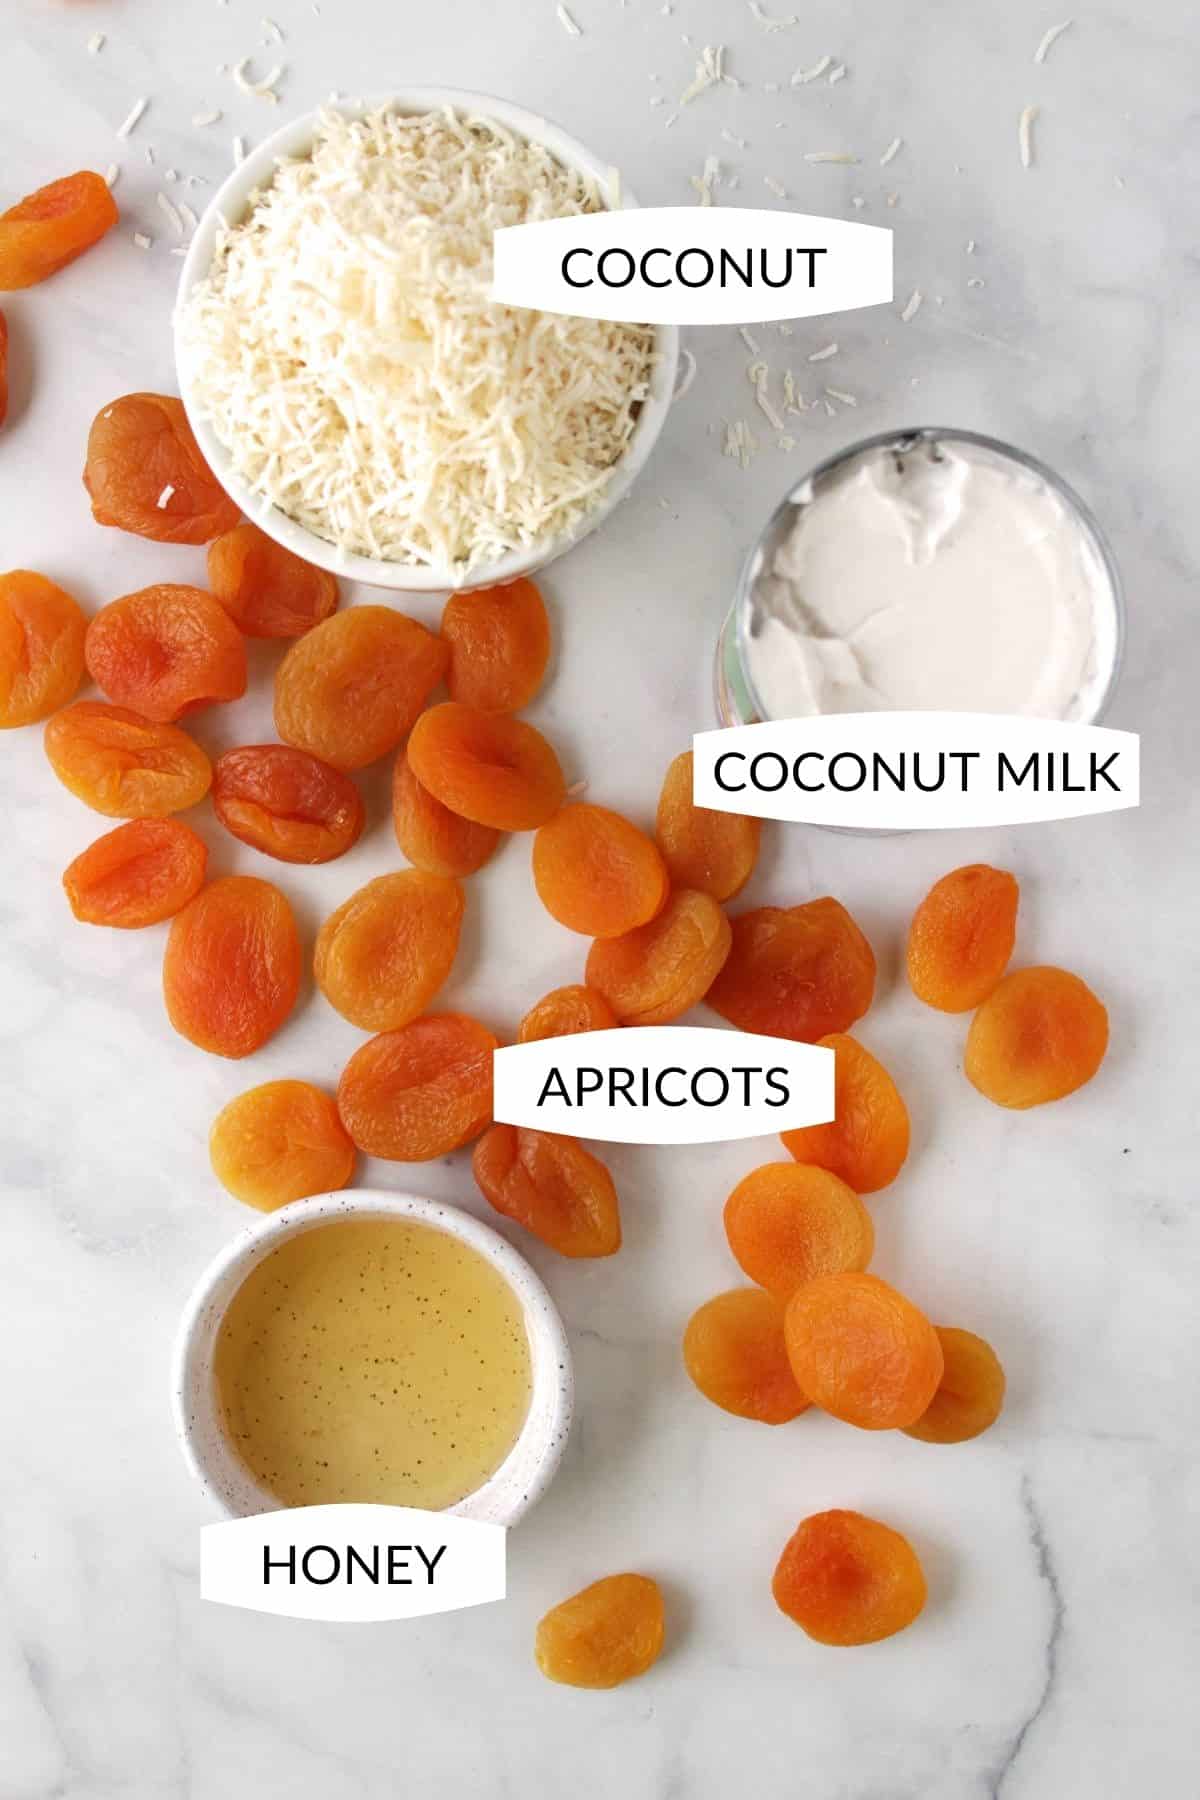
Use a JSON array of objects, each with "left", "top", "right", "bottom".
[{"left": 3, "top": 1, "right": 1197, "bottom": 1795}]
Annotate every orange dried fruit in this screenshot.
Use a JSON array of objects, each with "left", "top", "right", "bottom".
[
  {"left": 163, "top": 875, "right": 301, "bottom": 1059},
  {"left": 213, "top": 745, "right": 364, "bottom": 865},
  {"left": 84, "top": 393, "right": 239, "bottom": 544},
  {"left": 535, "top": 1574, "right": 664, "bottom": 1689},
  {"left": 707, "top": 897, "right": 876, "bottom": 1042},
  {"left": 45, "top": 702, "right": 212, "bottom": 818},
  {"left": 655, "top": 750, "right": 761, "bottom": 901},
  {"left": 472, "top": 1126, "right": 621, "bottom": 1258},
  {"left": 207, "top": 522, "right": 340, "bottom": 639},
  {"left": 441, "top": 577, "right": 551, "bottom": 714},
  {"left": 0, "top": 308, "right": 8, "bottom": 428},
  {"left": 85, "top": 584, "right": 247, "bottom": 722},
  {"left": 784, "top": 1272, "right": 944, "bottom": 1430},
  {"left": 964, "top": 965, "right": 1108, "bottom": 1108},
  {"left": 683, "top": 1288, "right": 810, "bottom": 1424},
  {"left": 533, "top": 803, "right": 669, "bottom": 937},
  {"left": 62, "top": 818, "right": 207, "bottom": 927},
  {"left": 337, "top": 1013, "right": 497, "bottom": 1161},
  {"left": 907, "top": 864, "right": 1019, "bottom": 1012},
  {"left": 517, "top": 985, "right": 619, "bottom": 1043},
  {"left": 903, "top": 1327, "right": 1006, "bottom": 1444},
  {"left": 314, "top": 871, "right": 464, "bottom": 1033},
  {"left": 0, "top": 171, "right": 118, "bottom": 290},
  {"left": 210, "top": 1080, "right": 355, "bottom": 1211},
  {"left": 275, "top": 605, "right": 448, "bottom": 772},
  {"left": 724, "top": 1163, "right": 874, "bottom": 1300},
  {"left": 780, "top": 1034, "right": 910, "bottom": 1194},
  {"left": 772, "top": 1510, "right": 926, "bottom": 1646},
  {"left": 392, "top": 750, "right": 501, "bottom": 878},
  {"left": 407, "top": 701, "right": 565, "bottom": 831},
  {"left": 585, "top": 889, "right": 732, "bottom": 1025},
  {"left": 0, "top": 569, "right": 87, "bottom": 727}
]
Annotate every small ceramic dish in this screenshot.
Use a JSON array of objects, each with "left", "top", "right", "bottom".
[
  {"left": 174, "top": 88, "right": 679, "bottom": 593},
  {"left": 172, "top": 1190, "right": 573, "bottom": 1527}
]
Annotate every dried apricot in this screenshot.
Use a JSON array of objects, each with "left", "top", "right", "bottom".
[
  {"left": 408, "top": 702, "right": 564, "bottom": 831},
  {"left": 0, "top": 570, "right": 87, "bottom": 727},
  {"left": 473, "top": 1126, "right": 621, "bottom": 1258},
  {"left": 392, "top": 751, "right": 501, "bottom": 878},
  {"left": 517, "top": 985, "right": 618, "bottom": 1043},
  {"left": 213, "top": 745, "right": 364, "bottom": 865},
  {"left": 707, "top": 898, "right": 876, "bottom": 1042},
  {"left": 964, "top": 965, "right": 1108, "bottom": 1108},
  {"left": 45, "top": 702, "right": 212, "bottom": 818},
  {"left": 207, "top": 522, "right": 339, "bottom": 639},
  {"left": 904, "top": 1327, "right": 1006, "bottom": 1444},
  {"left": 337, "top": 1013, "right": 497, "bottom": 1161},
  {"left": 63, "top": 818, "right": 207, "bottom": 927},
  {"left": 163, "top": 875, "right": 301, "bottom": 1059},
  {"left": 0, "top": 172, "right": 118, "bottom": 290},
  {"left": 655, "top": 750, "right": 761, "bottom": 901},
  {"left": 784, "top": 1272, "right": 944, "bottom": 1430},
  {"left": 441, "top": 577, "right": 551, "bottom": 714},
  {"left": 535, "top": 1574, "right": 664, "bottom": 1689},
  {"left": 683, "top": 1288, "right": 810, "bottom": 1424},
  {"left": 84, "top": 393, "right": 239, "bottom": 544},
  {"left": 724, "top": 1163, "right": 874, "bottom": 1300},
  {"left": 772, "top": 1510, "right": 926, "bottom": 1646},
  {"left": 210, "top": 1080, "right": 355, "bottom": 1211},
  {"left": 585, "top": 890, "right": 732, "bottom": 1025},
  {"left": 85, "top": 584, "right": 247, "bottom": 722},
  {"left": 0, "top": 308, "right": 8, "bottom": 428},
  {"left": 907, "top": 864, "right": 1019, "bottom": 1012},
  {"left": 533, "top": 804, "right": 668, "bottom": 937},
  {"left": 275, "top": 605, "right": 448, "bottom": 772},
  {"left": 314, "top": 871, "right": 464, "bottom": 1032},
  {"left": 781, "top": 1034, "right": 910, "bottom": 1194}
]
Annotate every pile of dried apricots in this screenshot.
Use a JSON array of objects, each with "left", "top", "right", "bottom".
[{"left": 2, "top": 166, "right": 1112, "bottom": 1689}]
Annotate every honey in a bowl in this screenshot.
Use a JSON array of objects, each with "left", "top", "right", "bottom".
[{"left": 213, "top": 1217, "right": 533, "bottom": 1510}]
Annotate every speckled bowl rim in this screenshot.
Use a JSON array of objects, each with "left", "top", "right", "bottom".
[
  {"left": 173, "top": 87, "right": 679, "bottom": 593},
  {"left": 171, "top": 1190, "right": 573, "bottom": 1528}
]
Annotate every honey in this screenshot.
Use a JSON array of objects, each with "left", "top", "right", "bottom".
[{"left": 214, "top": 1218, "right": 532, "bottom": 1510}]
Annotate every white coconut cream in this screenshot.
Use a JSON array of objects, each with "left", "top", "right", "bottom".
[{"left": 742, "top": 436, "right": 1118, "bottom": 722}]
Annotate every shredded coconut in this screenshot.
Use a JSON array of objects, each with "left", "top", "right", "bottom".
[
  {"left": 556, "top": 4, "right": 582, "bottom": 35},
  {"left": 723, "top": 418, "right": 757, "bottom": 469},
  {"left": 156, "top": 192, "right": 184, "bottom": 235},
  {"left": 680, "top": 44, "right": 737, "bottom": 106},
  {"left": 748, "top": 362, "right": 784, "bottom": 430},
  {"left": 232, "top": 58, "right": 283, "bottom": 101},
  {"left": 180, "top": 106, "right": 656, "bottom": 575},
  {"left": 156, "top": 484, "right": 176, "bottom": 508},
  {"left": 1034, "top": 20, "right": 1072, "bottom": 63},
  {"left": 900, "top": 288, "right": 923, "bottom": 322},
  {"left": 748, "top": 1, "right": 798, "bottom": 29},
  {"left": 1019, "top": 103, "right": 1038, "bottom": 169},
  {"left": 804, "top": 150, "right": 859, "bottom": 164},
  {"left": 104, "top": 164, "right": 120, "bottom": 188},
  {"left": 88, "top": 32, "right": 106, "bottom": 54},
  {"left": 879, "top": 136, "right": 902, "bottom": 166},
  {"left": 690, "top": 155, "right": 720, "bottom": 205},
  {"left": 764, "top": 174, "right": 787, "bottom": 197},
  {"left": 828, "top": 63, "right": 847, "bottom": 84},
  {"left": 791, "top": 55, "right": 831, "bottom": 85},
  {"left": 193, "top": 109, "right": 223, "bottom": 127},
  {"left": 117, "top": 97, "right": 148, "bottom": 139},
  {"left": 133, "top": 232, "right": 153, "bottom": 250},
  {"left": 824, "top": 386, "right": 857, "bottom": 406},
  {"left": 738, "top": 326, "right": 761, "bottom": 354},
  {"left": 807, "top": 342, "right": 838, "bottom": 362}
]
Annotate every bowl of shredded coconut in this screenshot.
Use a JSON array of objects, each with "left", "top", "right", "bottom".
[{"left": 174, "top": 92, "right": 675, "bottom": 591}]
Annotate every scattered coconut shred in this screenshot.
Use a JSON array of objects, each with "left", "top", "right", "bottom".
[{"left": 178, "top": 107, "right": 655, "bottom": 572}]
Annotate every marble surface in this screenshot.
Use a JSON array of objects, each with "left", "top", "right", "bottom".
[{"left": 2, "top": 0, "right": 1198, "bottom": 1795}]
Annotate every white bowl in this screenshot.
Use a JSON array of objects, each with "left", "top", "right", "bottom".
[
  {"left": 174, "top": 89, "right": 679, "bottom": 592},
  {"left": 171, "top": 1190, "right": 573, "bottom": 1526}
]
